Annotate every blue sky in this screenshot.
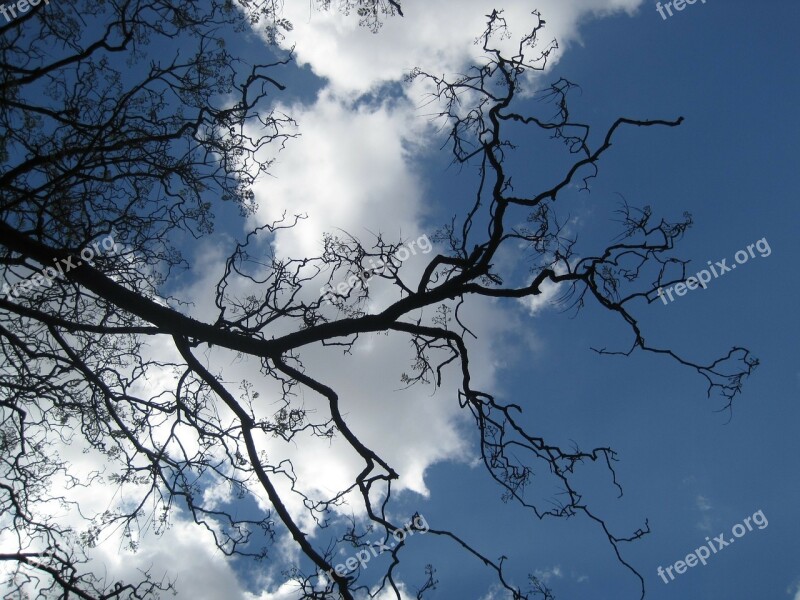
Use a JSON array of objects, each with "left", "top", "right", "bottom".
[
  {"left": 544, "top": 3, "right": 800, "bottom": 598},
  {"left": 205, "top": 2, "right": 800, "bottom": 599},
  {"left": 15, "top": 2, "right": 794, "bottom": 599}
]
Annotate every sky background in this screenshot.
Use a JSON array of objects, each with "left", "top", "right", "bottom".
[{"left": 34, "top": 2, "right": 798, "bottom": 599}]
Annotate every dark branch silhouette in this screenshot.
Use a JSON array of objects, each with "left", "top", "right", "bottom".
[{"left": 0, "top": 3, "right": 755, "bottom": 599}]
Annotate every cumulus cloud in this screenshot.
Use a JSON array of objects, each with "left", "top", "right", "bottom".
[
  {"left": 230, "top": 0, "right": 649, "bottom": 582},
  {"left": 253, "top": 90, "right": 428, "bottom": 261},
  {"left": 277, "top": 1, "right": 644, "bottom": 97}
]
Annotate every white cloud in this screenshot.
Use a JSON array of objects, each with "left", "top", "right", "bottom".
[
  {"left": 373, "top": 583, "right": 417, "bottom": 600},
  {"left": 253, "top": 90, "right": 428, "bottom": 261},
  {"left": 478, "top": 584, "right": 510, "bottom": 600},
  {"left": 787, "top": 580, "right": 800, "bottom": 600},
  {"left": 695, "top": 494, "right": 713, "bottom": 531},
  {"left": 533, "top": 565, "right": 563, "bottom": 583},
  {"left": 520, "top": 274, "right": 563, "bottom": 315},
  {"left": 696, "top": 495, "right": 712, "bottom": 511},
  {"left": 276, "top": 1, "right": 644, "bottom": 97}
]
